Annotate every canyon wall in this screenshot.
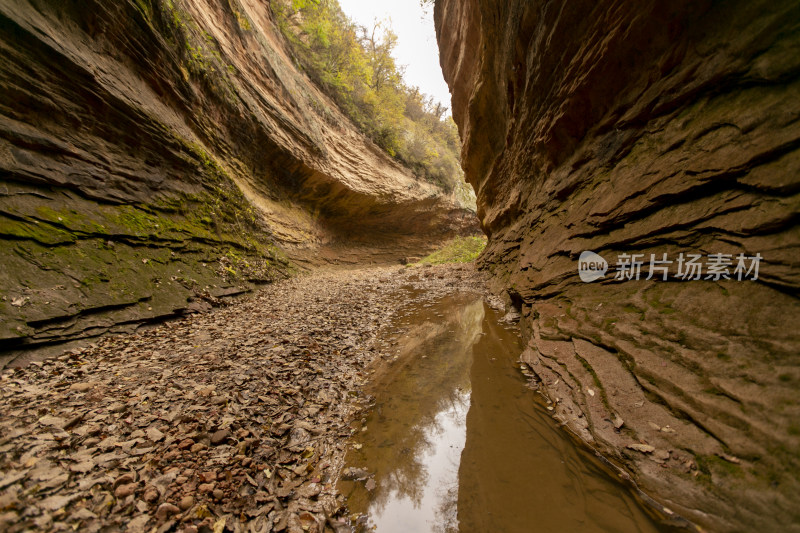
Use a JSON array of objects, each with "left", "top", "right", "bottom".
[
  {"left": 436, "top": 0, "right": 800, "bottom": 531},
  {"left": 0, "top": 0, "right": 476, "bottom": 366}
]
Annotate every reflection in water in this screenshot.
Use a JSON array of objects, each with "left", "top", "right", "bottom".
[
  {"left": 340, "top": 297, "right": 483, "bottom": 532},
  {"left": 339, "top": 293, "right": 670, "bottom": 533}
]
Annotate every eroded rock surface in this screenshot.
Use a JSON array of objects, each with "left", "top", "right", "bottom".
[
  {"left": 436, "top": 0, "right": 800, "bottom": 530},
  {"left": 0, "top": 0, "right": 476, "bottom": 364}
]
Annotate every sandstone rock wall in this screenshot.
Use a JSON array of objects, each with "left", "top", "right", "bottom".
[
  {"left": 436, "top": 0, "right": 800, "bottom": 530},
  {"left": 0, "top": 0, "right": 476, "bottom": 365}
]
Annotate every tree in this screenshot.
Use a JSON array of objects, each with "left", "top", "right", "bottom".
[
  {"left": 272, "top": 0, "right": 465, "bottom": 190},
  {"left": 360, "top": 20, "right": 402, "bottom": 92}
]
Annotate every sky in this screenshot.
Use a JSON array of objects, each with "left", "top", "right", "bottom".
[{"left": 335, "top": 0, "right": 452, "bottom": 112}]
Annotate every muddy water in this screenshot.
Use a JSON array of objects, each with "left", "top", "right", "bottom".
[{"left": 338, "top": 293, "right": 671, "bottom": 532}]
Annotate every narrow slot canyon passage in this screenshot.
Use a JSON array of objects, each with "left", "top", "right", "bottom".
[{"left": 0, "top": 0, "right": 798, "bottom": 532}]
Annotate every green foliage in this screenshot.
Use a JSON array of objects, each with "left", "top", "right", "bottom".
[
  {"left": 271, "top": 0, "right": 465, "bottom": 192},
  {"left": 415, "top": 236, "right": 486, "bottom": 265},
  {"left": 159, "top": 0, "right": 238, "bottom": 103},
  {"left": 133, "top": 0, "right": 154, "bottom": 20},
  {"left": 233, "top": 9, "right": 252, "bottom": 31}
]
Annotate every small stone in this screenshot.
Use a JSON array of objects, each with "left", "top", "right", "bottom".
[
  {"left": 178, "top": 496, "right": 194, "bottom": 511},
  {"left": 199, "top": 471, "right": 217, "bottom": 483},
  {"left": 114, "top": 473, "right": 136, "bottom": 488},
  {"left": 143, "top": 487, "right": 159, "bottom": 503},
  {"left": 341, "top": 467, "right": 370, "bottom": 481},
  {"left": 163, "top": 450, "right": 180, "bottom": 461},
  {"left": 115, "top": 483, "right": 137, "bottom": 498},
  {"left": 70, "top": 382, "right": 93, "bottom": 392},
  {"left": 212, "top": 489, "right": 224, "bottom": 500},
  {"left": 190, "top": 443, "right": 207, "bottom": 453},
  {"left": 654, "top": 450, "right": 671, "bottom": 462},
  {"left": 198, "top": 483, "right": 215, "bottom": 493},
  {"left": 177, "top": 438, "right": 194, "bottom": 450},
  {"left": 155, "top": 502, "right": 180, "bottom": 521},
  {"left": 210, "top": 429, "right": 230, "bottom": 446},
  {"left": 183, "top": 526, "right": 198, "bottom": 533}
]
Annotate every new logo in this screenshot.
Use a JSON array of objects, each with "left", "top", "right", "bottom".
[{"left": 578, "top": 251, "right": 608, "bottom": 282}]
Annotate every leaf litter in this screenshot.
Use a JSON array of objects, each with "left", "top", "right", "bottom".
[{"left": 0, "top": 264, "right": 485, "bottom": 532}]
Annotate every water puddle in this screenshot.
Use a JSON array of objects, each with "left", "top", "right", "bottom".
[{"left": 338, "top": 293, "right": 672, "bottom": 532}]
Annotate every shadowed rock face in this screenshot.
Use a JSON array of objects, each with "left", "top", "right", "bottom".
[
  {"left": 436, "top": 0, "right": 800, "bottom": 530},
  {"left": 0, "top": 0, "right": 476, "bottom": 363}
]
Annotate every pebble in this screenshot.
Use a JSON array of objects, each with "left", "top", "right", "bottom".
[
  {"left": 655, "top": 450, "right": 671, "bottom": 462},
  {"left": 210, "top": 429, "right": 230, "bottom": 445},
  {"left": 114, "top": 483, "right": 136, "bottom": 498},
  {"left": 178, "top": 496, "right": 194, "bottom": 511},
  {"left": 113, "top": 473, "right": 136, "bottom": 488},
  {"left": 155, "top": 502, "right": 180, "bottom": 520},
  {"left": 162, "top": 450, "right": 180, "bottom": 461},
  {"left": 143, "top": 487, "right": 159, "bottom": 503},
  {"left": 177, "top": 439, "right": 194, "bottom": 450}
]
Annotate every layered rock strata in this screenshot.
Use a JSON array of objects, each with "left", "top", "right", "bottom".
[
  {"left": 0, "top": 0, "right": 476, "bottom": 365},
  {"left": 436, "top": 0, "right": 800, "bottom": 530}
]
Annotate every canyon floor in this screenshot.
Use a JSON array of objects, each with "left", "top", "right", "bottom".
[{"left": 0, "top": 264, "right": 487, "bottom": 533}]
